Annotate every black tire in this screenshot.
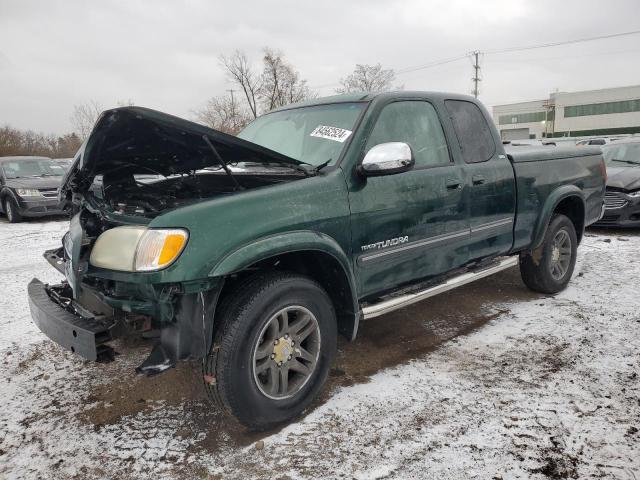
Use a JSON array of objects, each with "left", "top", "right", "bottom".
[
  {"left": 5, "top": 198, "right": 23, "bottom": 223},
  {"left": 204, "top": 271, "right": 337, "bottom": 430},
  {"left": 520, "top": 214, "right": 577, "bottom": 294}
]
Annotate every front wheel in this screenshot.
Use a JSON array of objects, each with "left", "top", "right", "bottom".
[
  {"left": 519, "top": 214, "right": 578, "bottom": 294},
  {"left": 5, "top": 198, "right": 23, "bottom": 223},
  {"left": 204, "top": 272, "right": 337, "bottom": 430}
]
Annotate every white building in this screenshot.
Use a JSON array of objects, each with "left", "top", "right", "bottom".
[{"left": 492, "top": 84, "right": 640, "bottom": 141}]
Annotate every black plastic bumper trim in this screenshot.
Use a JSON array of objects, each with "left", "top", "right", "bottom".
[{"left": 28, "top": 278, "right": 119, "bottom": 361}]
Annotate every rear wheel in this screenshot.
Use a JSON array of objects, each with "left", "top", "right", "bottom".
[
  {"left": 5, "top": 198, "right": 22, "bottom": 223},
  {"left": 520, "top": 214, "right": 577, "bottom": 294},
  {"left": 204, "top": 272, "right": 337, "bottom": 430}
]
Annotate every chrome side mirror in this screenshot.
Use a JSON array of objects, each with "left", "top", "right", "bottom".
[{"left": 359, "top": 142, "right": 414, "bottom": 176}]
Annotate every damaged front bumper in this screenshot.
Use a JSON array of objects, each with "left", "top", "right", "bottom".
[
  {"left": 29, "top": 247, "right": 223, "bottom": 375},
  {"left": 28, "top": 279, "right": 123, "bottom": 362}
]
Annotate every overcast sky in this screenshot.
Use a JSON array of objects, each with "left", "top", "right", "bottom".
[{"left": 1, "top": 0, "right": 639, "bottom": 134}]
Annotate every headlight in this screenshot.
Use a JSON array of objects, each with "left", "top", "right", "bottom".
[
  {"left": 134, "top": 229, "right": 189, "bottom": 271},
  {"left": 89, "top": 227, "right": 188, "bottom": 272},
  {"left": 16, "top": 188, "right": 41, "bottom": 197},
  {"left": 627, "top": 190, "right": 640, "bottom": 198}
]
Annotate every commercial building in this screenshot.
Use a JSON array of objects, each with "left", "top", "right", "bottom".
[{"left": 492, "top": 84, "right": 640, "bottom": 141}]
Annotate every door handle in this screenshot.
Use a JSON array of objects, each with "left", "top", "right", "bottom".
[
  {"left": 445, "top": 178, "right": 461, "bottom": 190},
  {"left": 472, "top": 175, "right": 486, "bottom": 185}
]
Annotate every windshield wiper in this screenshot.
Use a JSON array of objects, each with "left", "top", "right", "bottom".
[
  {"left": 315, "top": 158, "right": 332, "bottom": 172},
  {"left": 202, "top": 135, "right": 244, "bottom": 191},
  {"left": 296, "top": 158, "right": 333, "bottom": 175},
  {"left": 611, "top": 159, "right": 640, "bottom": 165}
]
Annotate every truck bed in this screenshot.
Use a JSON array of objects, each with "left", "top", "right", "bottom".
[
  {"left": 506, "top": 145, "right": 605, "bottom": 251},
  {"left": 505, "top": 145, "right": 601, "bottom": 163}
]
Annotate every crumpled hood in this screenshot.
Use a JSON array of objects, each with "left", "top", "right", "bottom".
[
  {"left": 61, "top": 106, "right": 301, "bottom": 195},
  {"left": 606, "top": 166, "right": 640, "bottom": 191}
]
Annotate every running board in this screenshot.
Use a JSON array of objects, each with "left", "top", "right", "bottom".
[{"left": 361, "top": 256, "right": 519, "bottom": 320}]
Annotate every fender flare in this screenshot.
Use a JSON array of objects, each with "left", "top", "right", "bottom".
[
  {"left": 531, "top": 185, "right": 586, "bottom": 249},
  {"left": 209, "top": 230, "right": 360, "bottom": 339}
]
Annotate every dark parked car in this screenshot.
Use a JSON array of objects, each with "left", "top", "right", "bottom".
[
  {"left": 52, "top": 158, "right": 74, "bottom": 172},
  {"left": 0, "top": 156, "right": 67, "bottom": 223},
  {"left": 576, "top": 138, "right": 610, "bottom": 146},
  {"left": 594, "top": 138, "right": 640, "bottom": 227}
]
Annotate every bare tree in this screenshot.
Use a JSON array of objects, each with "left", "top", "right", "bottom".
[
  {"left": 336, "top": 63, "right": 397, "bottom": 94},
  {"left": 70, "top": 100, "right": 103, "bottom": 139},
  {"left": 220, "top": 51, "right": 261, "bottom": 119},
  {"left": 200, "top": 47, "right": 315, "bottom": 130},
  {"left": 193, "top": 91, "right": 250, "bottom": 135},
  {"left": 54, "top": 133, "right": 83, "bottom": 157},
  {"left": 260, "top": 48, "right": 315, "bottom": 112}
]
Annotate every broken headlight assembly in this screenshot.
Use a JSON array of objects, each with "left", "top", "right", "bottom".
[{"left": 89, "top": 227, "right": 188, "bottom": 272}]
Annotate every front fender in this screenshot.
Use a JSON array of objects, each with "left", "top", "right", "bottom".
[
  {"left": 210, "top": 230, "right": 360, "bottom": 340},
  {"left": 531, "top": 185, "right": 585, "bottom": 249},
  {"left": 210, "top": 230, "right": 351, "bottom": 277}
]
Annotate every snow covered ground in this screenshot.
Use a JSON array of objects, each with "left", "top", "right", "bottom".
[{"left": 1, "top": 218, "right": 638, "bottom": 479}]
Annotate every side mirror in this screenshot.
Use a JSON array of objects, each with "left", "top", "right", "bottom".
[{"left": 359, "top": 142, "right": 414, "bottom": 176}]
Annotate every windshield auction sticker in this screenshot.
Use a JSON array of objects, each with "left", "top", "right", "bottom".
[{"left": 310, "top": 125, "right": 352, "bottom": 143}]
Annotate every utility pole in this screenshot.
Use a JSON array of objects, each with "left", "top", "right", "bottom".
[
  {"left": 227, "top": 88, "right": 238, "bottom": 116},
  {"left": 471, "top": 51, "right": 481, "bottom": 98}
]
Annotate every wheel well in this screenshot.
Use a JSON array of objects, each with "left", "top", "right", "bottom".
[
  {"left": 554, "top": 196, "right": 585, "bottom": 244},
  {"left": 0, "top": 191, "right": 10, "bottom": 213},
  {"left": 214, "top": 250, "right": 358, "bottom": 341}
]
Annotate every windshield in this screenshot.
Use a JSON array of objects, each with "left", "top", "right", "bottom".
[
  {"left": 53, "top": 160, "right": 72, "bottom": 172},
  {"left": 602, "top": 143, "right": 640, "bottom": 167},
  {"left": 1, "top": 159, "right": 65, "bottom": 179},
  {"left": 237, "top": 102, "right": 366, "bottom": 167}
]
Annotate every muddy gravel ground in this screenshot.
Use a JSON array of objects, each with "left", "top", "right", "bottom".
[{"left": 1, "top": 218, "right": 639, "bottom": 479}]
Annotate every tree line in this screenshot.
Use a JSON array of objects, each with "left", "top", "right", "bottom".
[
  {"left": 0, "top": 48, "right": 397, "bottom": 157},
  {"left": 0, "top": 126, "right": 82, "bottom": 159}
]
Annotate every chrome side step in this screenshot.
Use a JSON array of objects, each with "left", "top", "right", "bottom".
[{"left": 361, "top": 256, "right": 519, "bottom": 320}]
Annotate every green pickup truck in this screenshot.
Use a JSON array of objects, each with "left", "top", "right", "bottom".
[{"left": 28, "top": 92, "right": 606, "bottom": 429}]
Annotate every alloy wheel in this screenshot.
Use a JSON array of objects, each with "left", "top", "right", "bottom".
[
  {"left": 252, "top": 305, "right": 321, "bottom": 400},
  {"left": 550, "top": 229, "right": 572, "bottom": 280}
]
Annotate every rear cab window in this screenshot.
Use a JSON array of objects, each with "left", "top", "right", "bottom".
[{"left": 444, "top": 100, "right": 496, "bottom": 163}]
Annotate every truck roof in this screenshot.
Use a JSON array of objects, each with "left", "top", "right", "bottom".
[{"left": 270, "top": 90, "right": 479, "bottom": 113}]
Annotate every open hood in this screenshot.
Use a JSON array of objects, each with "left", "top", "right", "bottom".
[{"left": 62, "top": 106, "right": 302, "bottom": 195}]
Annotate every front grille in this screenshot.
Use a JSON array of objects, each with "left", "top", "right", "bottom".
[
  {"left": 604, "top": 192, "right": 627, "bottom": 209},
  {"left": 39, "top": 188, "right": 59, "bottom": 199}
]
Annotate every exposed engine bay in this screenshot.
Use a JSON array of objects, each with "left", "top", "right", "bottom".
[{"left": 93, "top": 169, "right": 303, "bottom": 218}]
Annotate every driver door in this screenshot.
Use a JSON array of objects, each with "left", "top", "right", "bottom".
[{"left": 347, "top": 100, "right": 469, "bottom": 298}]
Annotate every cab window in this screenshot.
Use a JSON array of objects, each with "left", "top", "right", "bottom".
[
  {"left": 365, "top": 101, "right": 450, "bottom": 168},
  {"left": 444, "top": 100, "right": 496, "bottom": 163}
]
